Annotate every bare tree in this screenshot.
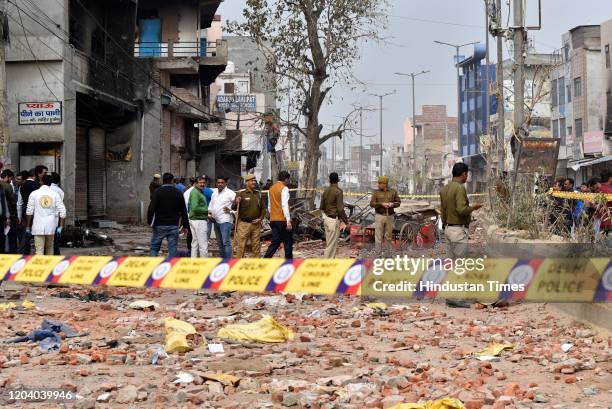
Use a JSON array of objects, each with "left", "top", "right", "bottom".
[{"left": 228, "top": 0, "right": 388, "bottom": 195}]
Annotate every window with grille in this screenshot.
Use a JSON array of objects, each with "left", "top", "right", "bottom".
[{"left": 574, "top": 77, "right": 582, "bottom": 97}]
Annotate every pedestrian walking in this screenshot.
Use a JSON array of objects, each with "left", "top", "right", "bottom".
[
  {"left": 439, "top": 163, "right": 483, "bottom": 259},
  {"left": 233, "top": 174, "right": 265, "bottom": 258},
  {"left": 320, "top": 172, "right": 350, "bottom": 258},
  {"left": 370, "top": 176, "right": 401, "bottom": 255},
  {"left": 25, "top": 175, "right": 66, "bottom": 256},
  {"left": 49, "top": 172, "right": 64, "bottom": 255},
  {"left": 208, "top": 177, "right": 235, "bottom": 258},
  {"left": 17, "top": 169, "right": 41, "bottom": 254},
  {"left": 188, "top": 176, "right": 209, "bottom": 258},
  {"left": 147, "top": 173, "right": 189, "bottom": 258},
  {"left": 149, "top": 173, "right": 161, "bottom": 200},
  {"left": 0, "top": 170, "right": 17, "bottom": 253},
  {"left": 264, "top": 171, "right": 294, "bottom": 259}
]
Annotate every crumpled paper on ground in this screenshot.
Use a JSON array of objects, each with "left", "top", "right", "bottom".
[
  {"left": 202, "top": 373, "right": 240, "bottom": 387},
  {"left": 129, "top": 300, "right": 160, "bottom": 310},
  {"left": 0, "top": 300, "right": 35, "bottom": 311},
  {"left": 475, "top": 342, "right": 514, "bottom": 357},
  {"left": 218, "top": 315, "right": 294, "bottom": 343},
  {"left": 164, "top": 317, "right": 199, "bottom": 353},
  {"left": 389, "top": 397, "right": 466, "bottom": 409}
]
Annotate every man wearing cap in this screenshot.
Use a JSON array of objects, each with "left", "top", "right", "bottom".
[
  {"left": 233, "top": 174, "right": 265, "bottom": 258},
  {"left": 370, "top": 176, "right": 401, "bottom": 254},
  {"left": 150, "top": 173, "right": 161, "bottom": 200},
  {"left": 320, "top": 172, "right": 350, "bottom": 258}
]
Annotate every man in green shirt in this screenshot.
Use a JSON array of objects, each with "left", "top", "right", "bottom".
[
  {"left": 320, "top": 172, "right": 350, "bottom": 258},
  {"left": 188, "top": 176, "right": 209, "bottom": 258},
  {"left": 233, "top": 174, "right": 265, "bottom": 258},
  {"left": 370, "top": 176, "right": 401, "bottom": 255},
  {"left": 439, "top": 163, "right": 483, "bottom": 258}
]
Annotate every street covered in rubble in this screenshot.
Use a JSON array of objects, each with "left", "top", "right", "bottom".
[
  {"left": 0, "top": 225, "right": 610, "bottom": 408},
  {"left": 0, "top": 0, "right": 611, "bottom": 407}
]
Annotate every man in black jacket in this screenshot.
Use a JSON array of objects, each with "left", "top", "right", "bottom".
[
  {"left": 18, "top": 167, "right": 46, "bottom": 254},
  {"left": 147, "top": 173, "right": 189, "bottom": 258}
]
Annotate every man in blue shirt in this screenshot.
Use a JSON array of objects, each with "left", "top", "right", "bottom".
[
  {"left": 175, "top": 178, "right": 186, "bottom": 194},
  {"left": 202, "top": 176, "right": 214, "bottom": 240}
]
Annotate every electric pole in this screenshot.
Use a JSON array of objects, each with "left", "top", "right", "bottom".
[
  {"left": 433, "top": 41, "right": 479, "bottom": 155},
  {"left": 512, "top": 0, "right": 525, "bottom": 160},
  {"left": 360, "top": 107, "right": 363, "bottom": 188},
  {"left": 495, "top": 0, "right": 505, "bottom": 171},
  {"left": 395, "top": 71, "right": 429, "bottom": 193},
  {"left": 484, "top": 1, "right": 490, "bottom": 154},
  {"left": 0, "top": 0, "right": 9, "bottom": 164},
  {"left": 369, "top": 91, "right": 396, "bottom": 179}
]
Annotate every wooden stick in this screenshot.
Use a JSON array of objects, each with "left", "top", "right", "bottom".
[{"left": 233, "top": 200, "right": 240, "bottom": 257}]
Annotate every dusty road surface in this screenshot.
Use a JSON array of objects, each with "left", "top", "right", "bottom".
[{"left": 0, "top": 280, "right": 610, "bottom": 409}]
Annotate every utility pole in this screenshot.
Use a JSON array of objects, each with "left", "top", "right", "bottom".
[
  {"left": 0, "top": 0, "right": 9, "bottom": 164},
  {"left": 495, "top": 0, "right": 505, "bottom": 171},
  {"left": 359, "top": 108, "right": 363, "bottom": 189},
  {"left": 342, "top": 125, "right": 346, "bottom": 177},
  {"left": 433, "top": 41, "right": 479, "bottom": 153},
  {"left": 369, "top": 91, "right": 396, "bottom": 179},
  {"left": 512, "top": 0, "right": 525, "bottom": 159},
  {"left": 332, "top": 135, "right": 335, "bottom": 173},
  {"left": 395, "top": 71, "right": 429, "bottom": 192},
  {"left": 484, "top": 1, "right": 490, "bottom": 153}
]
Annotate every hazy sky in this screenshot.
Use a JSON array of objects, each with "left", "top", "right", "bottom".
[{"left": 218, "top": 0, "right": 612, "bottom": 152}]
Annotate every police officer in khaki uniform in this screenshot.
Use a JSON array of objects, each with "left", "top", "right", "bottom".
[
  {"left": 320, "top": 172, "right": 350, "bottom": 258},
  {"left": 233, "top": 174, "right": 265, "bottom": 258},
  {"left": 370, "top": 176, "right": 401, "bottom": 254}
]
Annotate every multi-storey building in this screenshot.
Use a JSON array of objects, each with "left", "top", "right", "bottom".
[
  {"left": 551, "top": 25, "right": 610, "bottom": 183},
  {"left": 413, "top": 105, "right": 457, "bottom": 193},
  {"left": 457, "top": 43, "right": 496, "bottom": 192},
  {"left": 6, "top": 0, "right": 227, "bottom": 223}
]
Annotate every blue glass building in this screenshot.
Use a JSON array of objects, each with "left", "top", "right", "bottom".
[{"left": 456, "top": 43, "right": 497, "bottom": 191}]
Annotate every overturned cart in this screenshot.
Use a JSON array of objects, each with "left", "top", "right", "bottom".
[{"left": 349, "top": 201, "right": 440, "bottom": 250}]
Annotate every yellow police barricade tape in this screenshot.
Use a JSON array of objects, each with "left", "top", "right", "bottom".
[
  {"left": 274, "top": 188, "right": 486, "bottom": 199},
  {"left": 0, "top": 255, "right": 609, "bottom": 302},
  {"left": 547, "top": 189, "right": 612, "bottom": 201}
]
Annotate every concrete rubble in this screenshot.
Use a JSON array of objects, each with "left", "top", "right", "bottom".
[
  {"left": 0, "top": 225, "right": 610, "bottom": 408},
  {"left": 0, "top": 279, "right": 610, "bottom": 408}
]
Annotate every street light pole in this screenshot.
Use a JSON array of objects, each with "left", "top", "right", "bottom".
[
  {"left": 433, "top": 40, "right": 479, "bottom": 155},
  {"left": 394, "top": 71, "right": 429, "bottom": 193},
  {"left": 369, "top": 91, "right": 396, "bottom": 179},
  {"left": 360, "top": 108, "right": 363, "bottom": 188}
]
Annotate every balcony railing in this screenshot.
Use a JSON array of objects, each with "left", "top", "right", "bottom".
[{"left": 134, "top": 41, "right": 218, "bottom": 58}]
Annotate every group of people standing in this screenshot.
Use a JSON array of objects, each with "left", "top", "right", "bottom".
[
  {"left": 146, "top": 168, "right": 409, "bottom": 260},
  {"left": 551, "top": 170, "right": 612, "bottom": 238},
  {"left": 147, "top": 171, "right": 295, "bottom": 259},
  {"left": 0, "top": 164, "right": 66, "bottom": 256}
]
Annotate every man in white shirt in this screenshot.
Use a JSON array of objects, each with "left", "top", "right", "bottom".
[
  {"left": 26, "top": 175, "right": 66, "bottom": 255},
  {"left": 49, "top": 172, "right": 64, "bottom": 201},
  {"left": 208, "top": 177, "right": 235, "bottom": 258}
]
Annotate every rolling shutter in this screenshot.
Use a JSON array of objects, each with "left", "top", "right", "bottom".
[
  {"left": 87, "top": 128, "right": 106, "bottom": 218},
  {"left": 75, "top": 127, "right": 88, "bottom": 220}
]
